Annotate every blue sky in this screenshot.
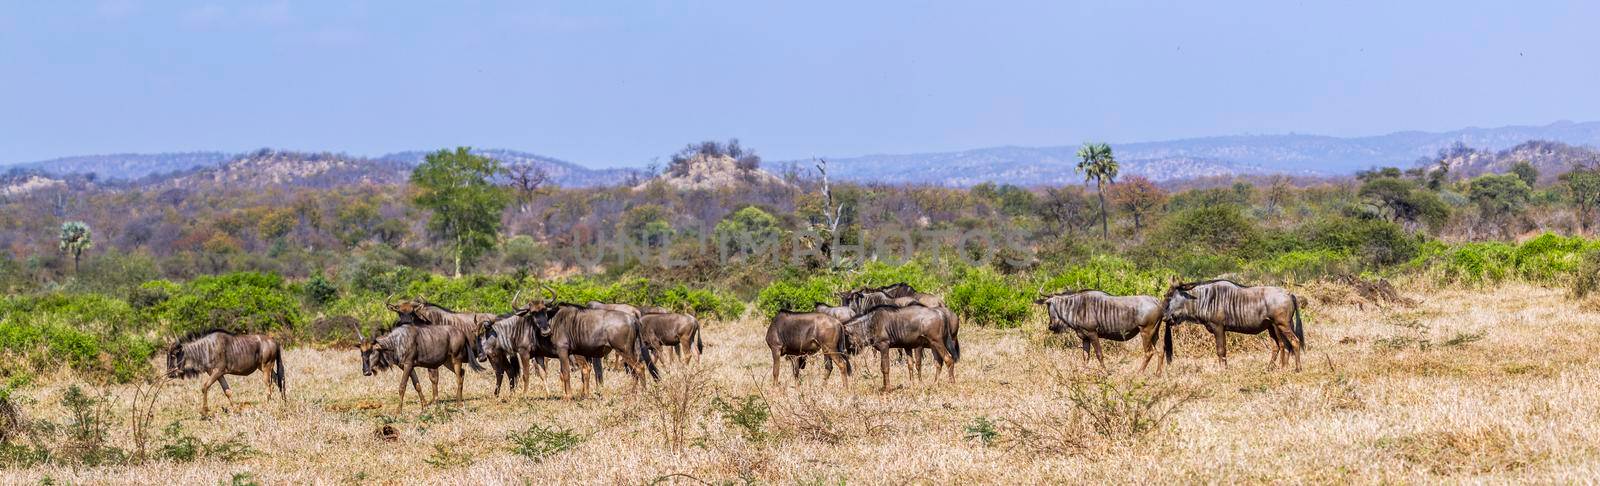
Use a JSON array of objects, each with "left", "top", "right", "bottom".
[{"left": 3, "top": 1, "right": 1598, "bottom": 168}]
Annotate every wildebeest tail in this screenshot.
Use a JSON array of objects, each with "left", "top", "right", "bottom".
[
  {"left": 694, "top": 326, "right": 703, "bottom": 356},
  {"left": 834, "top": 333, "right": 853, "bottom": 374},
  {"left": 945, "top": 311, "right": 961, "bottom": 362},
  {"left": 633, "top": 319, "right": 661, "bottom": 381},
  {"left": 1292, "top": 294, "right": 1306, "bottom": 351},
  {"left": 274, "top": 349, "right": 286, "bottom": 397},
  {"left": 1162, "top": 317, "right": 1175, "bottom": 363},
  {"left": 464, "top": 337, "right": 486, "bottom": 372}
]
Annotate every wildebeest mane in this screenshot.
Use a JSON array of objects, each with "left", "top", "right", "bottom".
[{"left": 172, "top": 328, "right": 235, "bottom": 348}]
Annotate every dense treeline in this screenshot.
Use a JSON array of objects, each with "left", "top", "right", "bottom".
[{"left": 4, "top": 141, "right": 1600, "bottom": 385}]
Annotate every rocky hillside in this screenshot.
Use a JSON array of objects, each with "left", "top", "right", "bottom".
[
  {"left": 150, "top": 150, "right": 410, "bottom": 189},
  {"left": 1433, "top": 140, "right": 1600, "bottom": 184},
  {"left": 640, "top": 153, "right": 791, "bottom": 191}
]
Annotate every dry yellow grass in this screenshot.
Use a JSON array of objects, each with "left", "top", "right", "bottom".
[{"left": 6, "top": 281, "right": 1600, "bottom": 484}]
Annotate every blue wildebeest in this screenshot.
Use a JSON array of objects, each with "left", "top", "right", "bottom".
[
  {"left": 1161, "top": 279, "right": 1306, "bottom": 371},
  {"left": 479, "top": 311, "right": 598, "bottom": 397},
  {"left": 639, "top": 309, "right": 703, "bottom": 364},
  {"left": 840, "top": 303, "right": 958, "bottom": 392},
  {"left": 166, "top": 329, "right": 285, "bottom": 417},
  {"left": 518, "top": 287, "right": 659, "bottom": 400},
  {"left": 766, "top": 309, "right": 852, "bottom": 389},
  {"left": 387, "top": 297, "right": 495, "bottom": 354},
  {"left": 355, "top": 321, "right": 484, "bottom": 412},
  {"left": 1035, "top": 289, "right": 1166, "bottom": 373}
]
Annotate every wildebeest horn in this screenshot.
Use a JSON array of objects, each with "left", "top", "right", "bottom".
[
  {"left": 351, "top": 322, "right": 367, "bottom": 343},
  {"left": 510, "top": 289, "right": 523, "bottom": 309},
  {"left": 541, "top": 282, "right": 558, "bottom": 303}
]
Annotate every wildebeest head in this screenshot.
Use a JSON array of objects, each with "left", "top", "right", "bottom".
[
  {"left": 1162, "top": 283, "right": 1201, "bottom": 322},
  {"left": 513, "top": 282, "right": 561, "bottom": 336},
  {"left": 353, "top": 324, "right": 387, "bottom": 376},
  {"left": 164, "top": 343, "right": 189, "bottom": 379},
  {"left": 386, "top": 295, "right": 431, "bottom": 326}
]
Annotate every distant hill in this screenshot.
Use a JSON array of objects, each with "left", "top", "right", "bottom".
[
  {"left": 379, "top": 149, "right": 635, "bottom": 188},
  {"left": 1433, "top": 140, "right": 1600, "bottom": 184},
  {"left": 813, "top": 120, "right": 1600, "bottom": 186},
  {"left": 639, "top": 153, "right": 791, "bottom": 191},
  {"left": 10, "top": 152, "right": 232, "bottom": 180},
  {"left": 148, "top": 149, "right": 410, "bottom": 189}
]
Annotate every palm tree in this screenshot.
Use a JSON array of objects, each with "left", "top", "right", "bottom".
[
  {"left": 1076, "top": 142, "right": 1119, "bottom": 239},
  {"left": 59, "top": 221, "right": 92, "bottom": 274}
]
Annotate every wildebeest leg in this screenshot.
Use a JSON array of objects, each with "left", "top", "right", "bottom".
[
  {"left": 409, "top": 370, "right": 425, "bottom": 403},
  {"left": 792, "top": 356, "right": 804, "bottom": 385},
  {"left": 927, "top": 339, "right": 956, "bottom": 382},
  {"left": 879, "top": 345, "right": 893, "bottom": 392},
  {"left": 453, "top": 361, "right": 466, "bottom": 404},
  {"left": 218, "top": 376, "right": 236, "bottom": 412},
  {"left": 396, "top": 365, "right": 414, "bottom": 413},
  {"left": 556, "top": 350, "right": 573, "bottom": 400},
  {"left": 427, "top": 368, "right": 441, "bottom": 406},
  {"left": 1138, "top": 326, "right": 1160, "bottom": 374},
  {"left": 1077, "top": 332, "right": 1093, "bottom": 365},
  {"left": 1210, "top": 324, "right": 1229, "bottom": 368},
  {"left": 1265, "top": 326, "right": 1285, "bottom": 369},
  {"left": 1091, "top": 336, "right": 1106, "bottom": 369},
  {"left": 770, "top": 347, "right": 782, "bottom": 386},
  {"left": 199, "top": 369, "right": 226, "bottom": 418},
  {"left": 1275, "top": 319, "right": 1303, "bottom": 372}
]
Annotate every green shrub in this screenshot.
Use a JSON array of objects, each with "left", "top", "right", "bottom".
[
  {"left": 1038, "top": 255, "right": 1174, "bottom": 297},
  {"left": 1245, "top": 249, "right": 1355, "bottom": 282},
  {"left": 164, "top": 272, "right": 303, "bottom": 335},
  {"left": 303, "top": 274, "right": 339, "bottom": 306},
  {"left": 1298, "top": 216, "right": 1420, "bottom": 268},
  {"left": 1512, "top": 233, "right": 1596, "bottom": 284},
  {"left": 1435, "top": 242, "right": 1516, "bottom": 285},
  {"left": 1570, "top": 248, "right": 1600, "bottom": 299},
  {"left": 755, "top": 275, "right": 843, "bottom": 318},
  {"left": 508, "top": 424, "right": 584, "bottom": 462},
  {"left": 948, "top": 267, "right": 1032, "bottom": 328},
  {"left": 846, "top": 260, "right": 941, "bottom": 295},
  {"left": 710, "top": 394, "right": 771, "bottom": 443}
]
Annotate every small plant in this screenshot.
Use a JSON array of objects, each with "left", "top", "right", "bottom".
[
  {"left": 423, "top": 443, "right": 472, "bottom": 469},
  {"left": 964, "top": 416, "right": 999, "bottom": 447},
  {"left": 711, "top": 394, "right": 771, "bottom": 444},
  {"left": 304, "top": 274, "right": 339, "bottom": 306},
  {"left": 219, "top": 472, "right": 260, "bottom": 486},
  {"left": 1442, "top": 331, "right": 1485, "bottom": 347},
  {"left": 58, "top": 385, "right": 125, "bottom": 466},
  {"left": 508, "top": 424, "right": 584, "bottom": 462},
  {"left": 1062, "top": 375, "right": 1198, "bottom": 440},
  {"left": 157, "top": 420, "right": 258, "bottom": 463}
]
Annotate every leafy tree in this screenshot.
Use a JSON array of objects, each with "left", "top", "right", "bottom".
[
  {"left": 1468, "top": 174, "right": 1532, "bottom": 237},
  {"left": 1561, "top": 166, "right": 1600, "bottom": 232},
  {"left": 59, "top": 221, "right": 92, "bottom": 274},
  {"left": 1358, "top": 176, "right": 1450, "bottom": 231},
  {"left": 715, "top": 206, "right": 782, "bottom": 255},
  {"left": 1510, "top": 161, "right": 1539, "bottom": 187},
  {"left": 1105, "top": 176, "right": 1167, "bottom": 234},
  {"left": 1356, "top": 167, "right": 1403, "bottom": 182},
  {"left": 257, "top": 208, "right": 296, "bottom": 241},
  {"left": 1075, "top": 142, "right": 1118, "bottom": 239},
  {"left": 411, "top": 147, "right": 511, "bottom": 277}
]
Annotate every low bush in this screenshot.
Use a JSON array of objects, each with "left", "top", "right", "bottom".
[
  {"left": 162, "top": 272, "right": 303, "bottom": 336},
  {"left": 508, "top": 424, "right": 584, "bottom": 462},
  {"left": 947, "top": 267, "right": 1032, "bottom": 328}
]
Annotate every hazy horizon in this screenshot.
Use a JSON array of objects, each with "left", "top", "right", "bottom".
[{"left": 4, "top": 1, "right": 1598, "bottom": 168}]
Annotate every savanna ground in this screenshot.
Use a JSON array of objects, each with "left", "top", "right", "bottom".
[{"left": 5, "top": 281, "right": 1600, "bottom": 484}]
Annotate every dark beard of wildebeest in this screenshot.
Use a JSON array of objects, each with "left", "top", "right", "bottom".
[
  {"left": 766, "top": 310, "right": 852, "bottom": 389},
  {"left": 166, "top": 329, "right": 286, "bottom": 417},
  {"left": 520, "top": 301, "right": 660, "bottom": 400},
  {"left": 1035, "top": 289, "right": 1166, "bottom": 373},
  {"left": 354, "top": 321, "right": 485, "bottom": 413},
  {"left": 1161, "top": 279, "right": 1306, "bottom": 371},
  {"left": 387, "top": 297, "right": 495, "bottom": 357},
  {"left": 638, "top": 310, "right": 704, "bottom": 365},
  {"left": 478, "top": 313, "right": 599, "bottom": 397},
  {"left": 840, "top": 303, "right": 959, "bottom": 392}
]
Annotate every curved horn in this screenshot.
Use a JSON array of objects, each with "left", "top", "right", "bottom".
[
  {"left": 541, "top": 281, "right": 558, "bottom": 303},
  {"left": 351, "top": 322, "right": 367, "bottom": 343},
  {"left": 509, "top": 289, "right": 524, "bottom": 309},
  {"left": 383, "top": 293, "right": 396, "bottom": 309}
]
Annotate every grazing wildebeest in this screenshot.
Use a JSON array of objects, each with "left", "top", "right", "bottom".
[
  {"left": 841, "top": 283, "right": 944, "bottom": 310},
  {"left": 520, "top": 290, "right": 659, "bottom": 400},
  {"left": 479, "top": 312, "right": 598, "bottom": 397},
  {"left": 840, "top": 304, "right": 958, "bottom": 391},
  {"left": 1161, "top": 279, "right": 1306, "bottom": 371},
  {"left": 477, "top": 316, "right": 523, "bottom": 397},
  {"left": 355, "top": 321, "right": 484, "bottom": 412},
  {"left": 766, "top": 310, "right": 852, "bottom": 389},
  {"left": 166, "top": 329, "right": 286, "bottom": 417},
  {"left": 639, "top": 311, "right": 703, "bottom": 364},
  {"left": 1035, "top": 289, "right": 1166, "bottom": 373}
]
